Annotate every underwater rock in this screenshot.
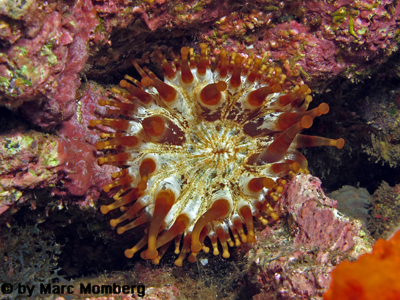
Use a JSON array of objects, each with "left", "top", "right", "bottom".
[
  {"left": 247, "top": 174, "right": 373, "bottom": 299},
  {"left": 0, "top": 1, "right": 399, "bottom": 299},
  {"left": 0, "top": 114, "right": 118, "bottom": 214},
  {"left": 86, "top": 0, "right": 400, "bottom": 91},
  {"left": 0, "top": 0, "right": 98, "bottom": 128},
  {"left": 368, "top": 181, "right": 400, "bottom": 239},
  {"left": 0, "top": 130, "right": 64, "bottom": 213}
]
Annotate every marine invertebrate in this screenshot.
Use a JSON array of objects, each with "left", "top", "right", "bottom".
[
  {"left": 329, "top": 185, "right": 371, "bottom": 224},
  {"left": 89, "top": 44, "right": 344, "bottom": 266},
  {"left": 324, "top": 229, "right": 400, "bottom": 300}
]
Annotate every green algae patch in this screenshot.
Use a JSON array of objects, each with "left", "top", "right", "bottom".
[
  {"left": 0, "top": 131, "right": 63, "bottom": 191},
  {"left": 40, "top": 44, "right": 58, "bottom": 67},
  {"left": 2, "top": 0, "right": 35, "bottom": 20},
  {"left": 0, "top": 187, "right": 23, "bottom": 204},
  {"left": 42, "top": 140, "right": 61, "bottom": 167},
  {"left": 3, "top": 134, "right": 33, "bottom": 156},
  {"left": 0, "top": 76, "right": 10, "bottom": 89}
]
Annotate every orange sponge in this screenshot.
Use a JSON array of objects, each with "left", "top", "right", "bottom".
[{"left": 324, "top": 230, "right": 400, "bottom": 300}]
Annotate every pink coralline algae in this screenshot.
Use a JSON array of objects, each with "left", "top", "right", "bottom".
[
  {"left": 78, "top": 0, "right": 400, "bottom": 94},
  {"left": 282, "top": 175, "right": 367, "bottom": 251},
  {"left": 0, "top": 130, "right": 62, "bottom": 213},
  {"left": 247, "top": 174, "right": 373, "bottom": 299},
  {"left": 0, "top": 128, "right": 117, "bottom": 213},
  {"left": 0, "top": 82, "right": 119, "bottom": 214},
  {"left": 201, "top": 0, "right": 400, "bottom": 87},
  {"left": 93, "top": 0, "right": 230, "bottom": 37},
  {"left": 0, "top": 0, "right": 98, "bottom": 128},
  {"left": 56, "top": 81, "right": 120, "bottom": 203},
  {"left": 1, "top": 0, "right": 398, "bottom": 130}
]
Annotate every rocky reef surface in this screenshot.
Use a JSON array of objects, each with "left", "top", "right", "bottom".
[{"left": 1, "top": 0, "right": 400, "bottom": 299}]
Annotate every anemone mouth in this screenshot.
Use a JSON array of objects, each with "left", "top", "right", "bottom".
[
  {"left": 90, "top": 43, "right": 344, "bottom": 266},
  {"left": 187, "top": 121, "right": 244, "bottom": 164},
  {"left": 211, "top": 147, "right": 231, "bottom": 155}
]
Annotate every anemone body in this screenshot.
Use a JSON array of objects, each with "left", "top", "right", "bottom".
[{"left": 90, "top": 44, "right": 344, "bottom": 266}]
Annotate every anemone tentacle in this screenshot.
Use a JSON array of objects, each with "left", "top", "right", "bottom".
[{"left": 90, "top": 43, "right": 344, "bottom": 266}]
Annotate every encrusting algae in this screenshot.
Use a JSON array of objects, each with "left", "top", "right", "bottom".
[{"left": 89, "top": 43, "right": 344, "bottom": 266}]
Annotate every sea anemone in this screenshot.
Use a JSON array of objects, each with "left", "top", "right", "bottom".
[{"left": 89, "top": 44, "right": 344, "bottom": 266}]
